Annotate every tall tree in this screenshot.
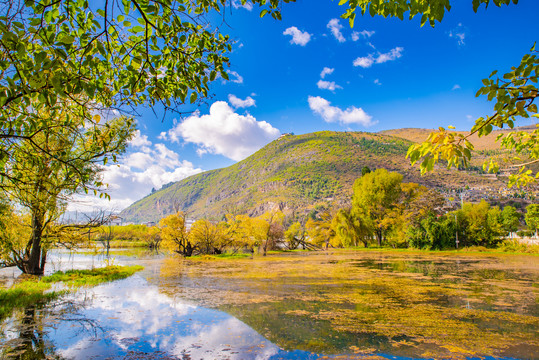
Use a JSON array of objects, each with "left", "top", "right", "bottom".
[
  {"left": 0, "top": 105, "right": 134, "bottom": 274},
  {"left": 332, "top": 208, "right": 371, "bottom": 248},
  {"left": 189, "top": 219, "right": 226, "bottom": 255},
  {"left": 457, "top": 200, "right": 503, "bottom": 247},
  {"left": 305, "top": 211, "right": 334, "bottom": 249},
  {"left": 256, "top": 210, "right": 284, "bottom": 256},
  {"left": 352, "top": 169, "right": 403, "bottom": 246},
  {"left": 159, "top": 211, "right": 192, "bottom": 256},
  {"left": 501, "top": 205, "right": 521, "bottom": 238},
  {"left": 525, "top": 204, "right": 539, "bottom": 237}
]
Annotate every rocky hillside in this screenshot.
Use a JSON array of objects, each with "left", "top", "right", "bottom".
[{"left": 120, "top": 130, "right": 503, "bottom": 223}]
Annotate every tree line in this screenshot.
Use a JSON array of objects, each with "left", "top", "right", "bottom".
[{"left": 144, "top": 169, "right": 539, "bottom": 256}]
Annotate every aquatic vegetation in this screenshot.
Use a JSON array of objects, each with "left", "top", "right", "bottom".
[
  {"left": 0, "top": 280, "right": 61, "bottom": 320},
  {"left": 0, "top": 265, "right": 143, "bottom": 320},
  {"left": 157, "top": 249, "right": 539, "bottom": 358},
  {"left": 42, "top": 265, "right": 144, "bottom": 287}
]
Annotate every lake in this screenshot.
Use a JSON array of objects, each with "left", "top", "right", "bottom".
[{"left": 1, "top": 249, "right": 537, "bottom": 359}]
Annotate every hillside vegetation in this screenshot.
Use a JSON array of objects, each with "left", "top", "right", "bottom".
[{"left": 121, "top": 131, "right": 504, "bottom": 223}]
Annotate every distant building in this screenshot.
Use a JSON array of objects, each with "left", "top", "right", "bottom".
[
  {"left": 185, "top": 218, "right": 196, "bottom": 231},
  {"left": 278, "top": 133, "right": 294, "bottom": 140}
]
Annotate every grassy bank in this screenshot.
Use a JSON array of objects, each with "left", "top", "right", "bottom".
[{"left": 0, "top": 265, "right": 143, "bottom": 320}]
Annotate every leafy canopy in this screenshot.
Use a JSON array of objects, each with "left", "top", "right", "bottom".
[
  {"left": 0, "top": 0, "right": 290, "bottom": 179},
  {"left": 336, "top": 0, "right": 518, "bottom": 27}
]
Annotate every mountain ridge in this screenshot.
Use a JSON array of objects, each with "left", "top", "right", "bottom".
[{"left": 120, "top": 130, "right": 505, "bottom": 224}]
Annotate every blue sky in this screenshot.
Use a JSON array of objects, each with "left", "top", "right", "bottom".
[{"left": 72, "top": 0, "right": 539, "bottom": 212}]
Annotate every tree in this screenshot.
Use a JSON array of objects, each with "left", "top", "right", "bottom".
[
  {"left": 189, "top": 219, "right": 229, "bottom": 255},
  {"left": 1, "top": 106, "right": 134, "bottom": 274},
  {"left": 0, "top": 0, "right": 285, "bottom": 132},
  {"left": 0, "top": 200, "right": 31, "bottom": 268},
  {"left": 256, "top": 210, "right": 285, "bottom": 256},
  {"left": 305, "top": 211, "right": 334, "bottom": 249},
  {"left": 352, "top": 169, "right": 403, "bottom": 246},
  {"left": 501, "top": 205, "right": 521, "bottom": 237},
  {"left": 284, "top": 221, "right": 304, "bottom": 250},
  {"left": 223, "top": 214, "right": 259, "bottom": 253},
  {"left": 335, "top": 0, "right": 518, "bottom": 28},
  {"left": 159, "top": 212, "right": 192, "bottom": 256},
  {"left": 456, "top": 200, "right": 503, "bottom": 247},
  {"left": 525, "top": 204, "right": 539, "bottom": 237},
  {"left": 332, "top": 208, "right": 371, "bottom": 248}
]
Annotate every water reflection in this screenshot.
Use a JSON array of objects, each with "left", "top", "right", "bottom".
[
  {"left": 154, "top": 251, "right": 539, "bottom": 359},
  {"left": 1, "top": 250, "right": 537, "bottom": 359},
  {"left": 0, "top": 263, "right": 361, "bottom": 359}
]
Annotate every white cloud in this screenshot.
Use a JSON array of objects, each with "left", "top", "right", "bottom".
[
  {"left": 449, "top": 23, "right": 466, "bottom": 46},
  {"left": 352, "top": 30, "right": 375, "bottom": 41},
  {"left": 125, "top": 152, "right": 153, "bottom": 170},
  {"left": 129, "top": 130, "right": 151, "bottom": 148},
  {"left": 374, "top": 79, "right": 381, "bottom": 86},
  {"left": 376, "top": 47, "right": 404, "bottom": 63},
  {"left": 353, "top": 55, "right": 374, "bottom": 68},
  {"left": 353, "top": 47, "right": 403, "bottom": 68},
  {"left": 56, "top": 277, "right": 281, "bottom": 360},
  {"left": 308, "top": 96, "right": 375, "bottom": 127},
  {"left": 452, "top": 84, "right": 461, "bottom": 90},
  {"left": 228, "top": 94, "right": 256, "bottom": 108},
  {"left": 69, "top": 139, "right": 203, "bottom": 212},
  {"left": 165, "top": 101, "right": 280, "bottom": 161},
  {"left": 283, "top": 26, "right": 312, "bottom": 46},
  {"left": 320, "top": 67, "right": 334, "bottom": 79},
  {"left": 232, "top": 0, "right": 253, "bottom": 11},
  {"left": 226, "top": 70, "right": 243, "bottom": 84},
  {"left": 317, "top": 80, "right": 342, "bottom": 91},
  {"left": 327, "top": 19, "right": 345, "bottom": 43}
]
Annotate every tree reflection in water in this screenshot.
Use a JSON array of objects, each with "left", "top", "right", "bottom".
[{"left": 1, "top": 295, "right": 101, "bottom": 359}]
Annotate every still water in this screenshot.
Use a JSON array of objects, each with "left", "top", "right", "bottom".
[{"left": 0, "top": 249, "right": 537, "bottom": 359}]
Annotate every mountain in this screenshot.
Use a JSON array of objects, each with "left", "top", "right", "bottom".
[
  {"left": 120, "top": 130, "right": 507, "bottom": 224},
  {"left": 380, "top": 126, "right": 537, "bottom": 152}
]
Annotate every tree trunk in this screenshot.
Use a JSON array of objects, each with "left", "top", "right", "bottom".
[
  {"left": 376, "top": 228, "right": 383, "bottom": 247},
  {"left": 23, "top": 214, "right": 46, "bottom": 275}
]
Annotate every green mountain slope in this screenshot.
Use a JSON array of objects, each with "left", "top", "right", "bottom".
[{"left": 120, "top": 131, "right": 501, "bottom": 223}]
